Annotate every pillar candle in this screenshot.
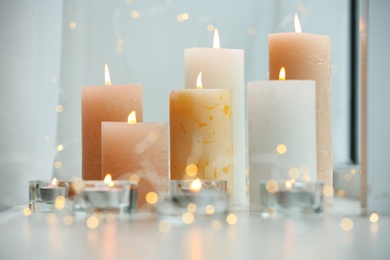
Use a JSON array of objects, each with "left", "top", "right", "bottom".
[
  {"left": 170, "top": 89, "right": 234, "bottom": 196},
  {"left": 268, "top": 21, "right": 332, "bottom": 205},
  {"left": 248, "top": 80, "right": 316, "bottom": 211},
  {"left": 184, "top": 30, "right": 245, "bottom": 204},
  {"left": 101, "top": 120, "right": 168, "bottom": 208},
  {"left": 81, "top": 84, "right": 143, "bottom": 180}
]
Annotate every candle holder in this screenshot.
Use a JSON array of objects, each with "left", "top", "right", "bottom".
[
  {"left": 74, "top": 180, "right": 138, "bottom": 215},
  {"left": 156, "top": 180, "right": 229, "bottom": 223},
  {"left": 29, "top": 180, "right": 70, "bottom": 212},
  {"left": 260, "top": 180, "right": 324, "bottom": 217}
]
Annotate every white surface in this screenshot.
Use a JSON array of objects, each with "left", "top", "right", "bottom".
[{"left": 0, "top": 200, "right": 389, "bottom": 260}]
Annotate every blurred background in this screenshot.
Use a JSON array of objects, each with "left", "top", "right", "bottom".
[{"left": 0, "top": 0, "right": 388, "bottom": 212}]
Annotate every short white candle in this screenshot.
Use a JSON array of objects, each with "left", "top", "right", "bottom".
[{"left": 248, "top": 75, "right": 316, "bottom": 211}]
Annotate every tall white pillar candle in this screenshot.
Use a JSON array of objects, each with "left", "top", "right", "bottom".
[
  {"left": 184, "top": 30, "right": 245, "bottom": 204},
  {"left": 248, "top": 80, "right": 316, "bottom": 211}
]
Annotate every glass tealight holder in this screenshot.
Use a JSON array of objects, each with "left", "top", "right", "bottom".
[
  {"left": 73, "top": 180, "right": 138, "bottom": 215},
  {"left": 156, "top": 180, "right": 229, "bottom": 223},
  {"left": 29, "top": 180, "right": 70, "bottom": 212},
  {"left": 260, "top": 180, "right": 324, "bottom": 218}
]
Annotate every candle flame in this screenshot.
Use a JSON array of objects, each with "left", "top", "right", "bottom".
[
  {"left": 285, "top": 180, "right": 292, "bottom": 189},
  {"left": 104, "top": 174, "right": 115, "bottom": 187},
  {"left": 196, "top": 72, "right": 203, "bottom": 89},
  {"left": 51, "top": 178, "right": 58, "bottom": 187},
  {"left": 190, "top": 178, "right": 202, "bottom": 192},
  {"left": 105, "top": 64, "right": 112, "bottom": 85},
  {"left": 213, "top": 28, "right": 220, "bottom": 48},
  {"left": 279, "top": 67, "right": 286, "bottom": 80},
  {"left": 104, "top": 174, "right": 112, "bottom": 183},
  {"left": 128, "top": 110, "right": 137, "bottom": 124},
  {"left": 294, "top": 13, "right": 302, "bottom": 33}
]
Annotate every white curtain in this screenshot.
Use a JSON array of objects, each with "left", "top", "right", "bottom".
[
  {"left": 0, "top": 0, "right": 63, "bottom": 210},
  {"left": 0, "top": 0, "right": 349, "bottom": 211}
]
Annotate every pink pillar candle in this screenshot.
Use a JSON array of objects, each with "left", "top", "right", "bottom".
[
  {"left": 101, "top": 122, "right": 168, "bottom": 208},
  {"left": 81, "top": 84, "right": 143, "bottom": 180}
]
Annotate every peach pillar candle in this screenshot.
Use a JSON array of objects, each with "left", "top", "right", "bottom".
[
  {"left": 101, "top": 113, "right": 168, "bottom": 208},
  {"left": 82, "top": 66, "right": 143, "bottom": 180},
  {"left": 184, "top": 29, "right": 245, "bottom": 204},
  {"left": 268, "top": 15, "right": 332, "bottom": 204},
  {"left": 170, "top": 76, "right": 233, "bottom": 195}
]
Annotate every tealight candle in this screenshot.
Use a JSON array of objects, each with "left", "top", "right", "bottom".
[
  {"left": 80, "top": 174, "right": 138, "bottom": 214},
  {"left": 39, "top": 178, "right": 67, "bottom": 203},
  {"left": 156, "top": 179, "right": 229, "bottom": 221},
  {"left": 29, "top": 178, "right": 70, "bottom": 212},
  {"left": 260, "top": 180, "right": 324, "bottom": 217}
]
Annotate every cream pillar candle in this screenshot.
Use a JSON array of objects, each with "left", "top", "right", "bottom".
[
  {"left": 101, "top": 113, "right": 168, "bottom": 208},
  {"left": 248, "top": 78, "right": 316, "bottom": 211},
  {"left": 169, "top": 85, "right": 233, "bottom": 195},
  {"left": 268, "top": 15, "right": 332, "bottom": 203},
  {"left": 184, "top": 29, "right": 245, "bottom": 204},
  {"left": 82, "top": 66, "right": 143, "bottom": 180}
]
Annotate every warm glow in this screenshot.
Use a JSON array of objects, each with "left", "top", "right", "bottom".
[
  {"left": 186, "top": 164, "right": 198, "bottom": 177},
  {"left": 265, "top": 180, "right": 279, "bottom": 193},
  {"left": 294, "top": 13, "right": 302, "bottom": 33},
  {"left": 196, "top": 72, "right": 203, "bottom": 89},
  {"left": 54, "top": 161, "right": 62, "bottom": 169},
  {"left": 205, "top": 205, "right": 215, "bottom": 215},
  {"left": 213, "top": 28, "right": 220, "bottom": 48},
  {"left": 279, "top": 67, "right": 286, "bottom": 80},
  {"left": 340, "top": 218, "right": 354, "bottom": 231},
  {"left": 276, "top": 144, "right": 287, "bottom": 154},
  {"left": 370, "top": 213, "right": 379, "bottom": 223},
  {"left": 55, "top": 196, "right": 66, "bottom": 210},
  {"left": 23, "top": 207, "right": 32, "bottom": 217},
  {"left": 182, "top": 212, "right": 194, "bottom": 224},
  {"left": 226, "top": 213, "right": 238, "bottom": 225},
  {"left": 104, "top": 174, "right": 115, "bottom": 187},
  {"left": 86, "top": 216, "right": 99, "bottom": 229},
  {"left": 57, "top": 144, "right": 64, "bottom": 151},
  {"left": 190, "top": 178, "right": 202, "bottom": 192},
  {"left": 284, "top": 180, "right": 292, "bottom": 189},
  {"left": 51, "top": 178, "right": 58, "bottom": 187},
  {"left": 146, "top": 192, "right": 158, "bottom": 204},
  {"left": 104, "top": 64, "right": 111, "bottom": 85},
  {"left": 128, "top": 110, "right": 137, "bottom": 124},
  {"left": 322, "top": 185, "right": 334, "bottom": 197},
  {"left": 104, "top": 174, "right": 112, "bottom": 183},
  {"left": 187, "top": 203, "right": 197, "bottom": 213}
]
